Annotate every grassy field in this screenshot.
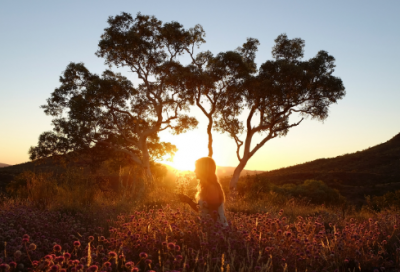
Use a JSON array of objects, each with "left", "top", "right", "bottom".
[{"left": 1, "top": 166, "right": 400, "bottom": 272}]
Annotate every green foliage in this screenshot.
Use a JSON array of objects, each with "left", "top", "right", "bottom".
[
  {"left": 271, "top": 179, "right": 345, "bottom": 205},
  {"left": 235, "top": 175, "right": 345, "bottom": 206},
  {"left": 235, "top": 174, "right": 272, "bottom": 199},
  {"left": 365, "top": 190, "right": 400, "bottom": 211}
]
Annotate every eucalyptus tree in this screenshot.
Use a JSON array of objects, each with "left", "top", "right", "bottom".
[
  {"left": 185, "top": 39, "right": 258, "bottom": 157},
  {"left": 30, "top": 13, "right": 203, "bottom": 181},
  {"left": 214, "top": 34, "right": 346, "bottom": 190}
]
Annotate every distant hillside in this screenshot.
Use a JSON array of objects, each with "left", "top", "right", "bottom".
[
  {"left": 0, "top": 163, "right": 10, "bottom": 168},
  {"left": 161, "top": 164, "right": 264, "bottom": 177},
  {"left": 0, "top": 157, "right": 263, "bottom": 188},
  {"left": 0, "top": 158, "right": 68, "bottom": 188},
  {"left": 216, "top": 166, "right": 265, "bottom": 177},
  {"left": 257, "top": 133, "right": 400, "bottom": 205}
]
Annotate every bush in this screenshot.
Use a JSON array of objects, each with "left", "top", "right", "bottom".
[
  {"left": 272, "top": 179, "right": 345, "bottom": 205},
  {"left": 365, "top": 190, "right": 400, "bottom": 211},
  {"left": 235, "top": 174, "right": 272, "bottom": 199},
  {"left": 234, "top": 175, "right": 345, "bottom": 206}
]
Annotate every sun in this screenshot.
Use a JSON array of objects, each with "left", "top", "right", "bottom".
[{"left": 161, "top": 131, "right": 209, "bottom": 171}]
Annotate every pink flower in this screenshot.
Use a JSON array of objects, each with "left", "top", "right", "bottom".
[
  {"left": 88, "top": 265, "right": 98, "bottom": 272},
  {"left": 125, "top": 262, "right": 134, "bottom": 269},
  {"left": 168, "top": 243, "right": 175, "bottom": 250},
  {"left": 0, "top": 264, "right": 10, "bottom": 271},
  {"left": 50, "top": 265, "right": 59, "bottom": 272},
  {"left": 53, "top": 244, "right": 62, "bottom": 252},
  {"left": 22, "top": 234, "right": 30, "bottom": 243}
]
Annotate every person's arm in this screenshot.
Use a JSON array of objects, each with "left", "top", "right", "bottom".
[{"left": 177, "top": 194, "right": 199, "bottom": 212}]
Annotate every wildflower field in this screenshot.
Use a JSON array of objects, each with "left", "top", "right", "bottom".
[{"left": 1, "top": 170, "right": 400, "bottom": 272}]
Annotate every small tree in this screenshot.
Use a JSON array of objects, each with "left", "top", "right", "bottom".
[
  {"left": 30, "top": 13, "right": 202, "bottom": 181},
  {"left": 214, "top": 34, "right": 345, "bottom": 190}
]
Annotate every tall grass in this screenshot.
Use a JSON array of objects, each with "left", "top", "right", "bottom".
[{"left": 1, "top": 167, "right": 398, "bottom": 271}]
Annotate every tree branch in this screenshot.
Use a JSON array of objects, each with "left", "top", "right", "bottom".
[{"left": 249, "top": 118, "right": 304, "bottom": 158}]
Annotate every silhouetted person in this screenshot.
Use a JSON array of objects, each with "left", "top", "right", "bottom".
[{"left": 178, "top": 157, "right": 228, "bottom": 227}]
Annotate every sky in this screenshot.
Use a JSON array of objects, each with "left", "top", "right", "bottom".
[{"left": 0, "top": 1, "right": 399, "bottom": 171}]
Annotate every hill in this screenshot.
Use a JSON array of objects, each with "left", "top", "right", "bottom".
[
  {"left": 1, "top": 133, "right": 399, "bottom": 204},
  {"left": 216, "top": 166, "right": 265, "bottom": 177},
  {"left": 256, "top": 133, "right": 400, "bottom": 205},
  {"left": 0, "top": 163, "right": 10, "bottom": 168},
  {"left": 0, "top": 158, "right": 69, "bottom": 188}
]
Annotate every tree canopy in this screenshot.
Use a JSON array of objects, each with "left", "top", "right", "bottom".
[
  {"left": 190, "top": 34, "right": 345, "bottom": 189},
  {"left": 30, "top": 13, "right": 204, "bottom": 180},
  {"left": 182, "top": 38, "right": 259, "bottom": 157},
  {"left": 30, "top": 13, "right": 345, "bottom": 190}
]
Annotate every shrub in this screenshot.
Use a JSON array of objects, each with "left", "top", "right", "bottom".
[
  {"left": 6, "top": 171, "right": 57, "bottom": 209},
  {"left": 272, "top": 179, "right": 346, "bottom": 205},
  {"left": 365, "top": 190, "right": 400, "bottom": 212}
]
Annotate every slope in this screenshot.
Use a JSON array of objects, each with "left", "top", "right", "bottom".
[{"left": 257, "top": 133, "right": 400, "bottom": 204}]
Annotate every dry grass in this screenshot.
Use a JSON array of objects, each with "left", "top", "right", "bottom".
[{"left": 1, "top": 167, "right": 399, "bottom": 271}]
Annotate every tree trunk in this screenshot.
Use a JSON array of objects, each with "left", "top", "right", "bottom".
[
  {"left": 230, "top": 130, "right": 253, "bottom": 191},
  {"left": 140, "top": 140, "right": 153, "bottom": 181},
  {"left": 229, "top": 160, "right": 247, "bottom": 192},
  {"left": 134, "top": 142, "right": 153, "bottom": 203},
  {"left": 207, "top": 116, "right": 213, "bottom": 157}
]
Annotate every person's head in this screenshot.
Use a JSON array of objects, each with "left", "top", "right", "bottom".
[
  {"left": 195, "top": 157, "right": 225, "bottom": 204},
  {"left": 195, "top": 157, "right": 217, "bottom": 180}
]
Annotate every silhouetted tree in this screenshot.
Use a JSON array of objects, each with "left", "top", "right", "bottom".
[
  {"left": 213, "top": 34, "right": 345, "bottom": 190},
  {"left": 30, "top": 13, "right": 203, "bottom": 181},
  {"left": 185, "top": 39, "right": 256, "bottom": 157}
]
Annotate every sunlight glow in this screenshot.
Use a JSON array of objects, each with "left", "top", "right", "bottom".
[{"left": 162, "top": 132, "right": 209, "bottom": 171}]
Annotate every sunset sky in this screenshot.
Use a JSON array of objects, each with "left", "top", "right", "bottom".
[{"left": 1, "top": 1, "right": 399, "bottom": 171}]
